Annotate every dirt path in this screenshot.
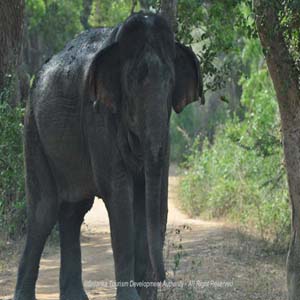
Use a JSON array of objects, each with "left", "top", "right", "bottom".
[{"left": 0, "top": 170, "right": 288, "bottom": 300}]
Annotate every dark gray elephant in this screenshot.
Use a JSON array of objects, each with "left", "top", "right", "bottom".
[{"left": 14, "top": 12, "right": 204, "bottom": 300}]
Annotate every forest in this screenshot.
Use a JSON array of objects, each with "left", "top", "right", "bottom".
[{"left": 1, "top": 0, "right": 300, "bottom": 300}]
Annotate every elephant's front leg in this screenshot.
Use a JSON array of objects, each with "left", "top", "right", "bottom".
[
  {"left": 106, "top": 164, "right": 140, "bottom": 300},
  {"left": 134, "top": 179, "right": 157, "bottom": 300}
]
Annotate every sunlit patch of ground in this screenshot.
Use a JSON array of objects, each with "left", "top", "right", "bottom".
[{"left": 0, "top": 167, "right": 288, "bottom": 300}]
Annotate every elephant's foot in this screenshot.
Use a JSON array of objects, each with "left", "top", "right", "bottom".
[
  {"left": 116, "top": 287, "right": 140, "bottom": 300},
  {"left": 140, "top": 286, "right": 157, "bottom": 300},
  {"left": 14, "top": 290, "right": 35, "bottom": 300},
  {"left": 60, "top": 288, "right": 89, "bottom": 300}
]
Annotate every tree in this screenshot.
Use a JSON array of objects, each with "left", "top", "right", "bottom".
[
  {"left": 0, "top": 0, "right": 27, "bottom": 237},
  {"left": 253, "top": 1, "right": 300, "bottom": 299},
  {"left": 24, "top": 0, "right": 83, "bottom": 75},
  {"left": 89, "top": 0, "right": 132, "bottom": 27},
  {"left": 139, "top": 0, "right": 150, "bottom": 10},
  {"left": 161, "top": 0, "right": 177, "bottom": 30},
  {"left": 137, "top": 0, "right": 178, "bottom": 30},
  {"left": 80, "top": 0, "right": 93, "bottom": 29},
  {"left": 0, "top": 0, "right": 25, "bottom": 93}
]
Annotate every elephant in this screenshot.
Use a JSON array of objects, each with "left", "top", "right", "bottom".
[{"left": 14, "top": 11, "right": 204, "bottom": 300}]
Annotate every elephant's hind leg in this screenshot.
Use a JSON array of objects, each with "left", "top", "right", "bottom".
[
  {"left": 14, "top": 115, "right": 59, "bottom": 300},
  {"left": 58, "top": 199, "right": 94, "bottom": 300}
]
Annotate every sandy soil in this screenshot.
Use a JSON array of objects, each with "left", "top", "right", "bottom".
[{"left": 0, "top": 169, "right": 288, "bottom": 300}]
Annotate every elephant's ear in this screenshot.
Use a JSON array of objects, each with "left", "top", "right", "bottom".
[
  {"left": 87, "top": 42, "right": 120, "bottom": 113},
  {"left": 173, "top": 42, "right": 205, "bottom": 113}
]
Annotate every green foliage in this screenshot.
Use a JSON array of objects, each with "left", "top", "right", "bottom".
[
  {"left": 25, "top": 0, "right": 46, "bottom": 30},
  {"left": 26, "top": 0, "right": 83, "bottom": 53},
  {"left": 170, "top": 104, "right": 201, "bottom": 161},
  {"left": 0, "top": 87, "right": 26, "bottom": 238},
  {"left": 89, "top": 0, "right": 133, "bottom": 27},
  {"left": 169, "top": 0, "right": 258, "bottom": 161},
  {"left": 176, "top": 0, "right": 255, "bottom": 92},
  {"left": 179, "top": 46, "right": 290, "bottom": 247}
]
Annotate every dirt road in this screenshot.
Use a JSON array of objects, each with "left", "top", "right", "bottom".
[{"left": 0, "top": 171, "right": 288, "bottom": 299}]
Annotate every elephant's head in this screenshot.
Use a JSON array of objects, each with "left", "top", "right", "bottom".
[{"left": 87, "top": 12, "right": 204, "bottom": 282}]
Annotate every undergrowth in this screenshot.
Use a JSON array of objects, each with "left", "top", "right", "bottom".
[
  {"left": 0, "top": 83, "right": 26, "bottom": 238},
  {"left": 179, "top": 55, "right": 291, "bottom": 250}
]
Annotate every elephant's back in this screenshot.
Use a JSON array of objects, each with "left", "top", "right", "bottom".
[
  {"left": 31, "top": 27, "right": 118, "bottom": 137},
  {"left": 32, "top": 27, "right": 116, "bottom": 99},
  {"left": 53, "top": 27, "right": 116, "bottom": 73},
  {"left": 31, "top": 27, "right": 115, "bottom": 142}
]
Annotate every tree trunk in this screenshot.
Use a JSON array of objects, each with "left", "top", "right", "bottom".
[
  {"left": 0, "top": 0, "right": 25, "bottom": 93},
  {"left": 139, "top": 0, "right": 150, "bottom": 11},
  {"left": 80, "top": 0, "right": 93, "bottom": 30},
  {"left": 253, "top": 1, "right": 300, "bottom": 299},
  {"left": 160, "top": 0, "right": 177, "bottom": 31}
]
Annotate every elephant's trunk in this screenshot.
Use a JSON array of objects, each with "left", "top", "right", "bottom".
[
  {"left": 132, "top": 52, "right": 170, "bottom": 281},
  {"left": 144, "top": 149, "right": 166, "bottom": 282}
]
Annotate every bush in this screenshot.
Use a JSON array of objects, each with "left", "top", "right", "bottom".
[
  {"left": 179, "top": 63, "right": 291, "bottom": 248},
  {"left": 0, "top": 88, "right": 26, "bottom": 238},
  {"left": 170, "top": 104, "right": 202, "bottom": 162}
]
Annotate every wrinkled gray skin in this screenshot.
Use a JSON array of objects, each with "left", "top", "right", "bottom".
[{"left": 14, "top": 12, "right": 204, "bottom": 300}]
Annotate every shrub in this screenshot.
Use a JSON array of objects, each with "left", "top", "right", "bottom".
[{"left": 179, "top": 63, "right": 290, "bottom": 248}]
